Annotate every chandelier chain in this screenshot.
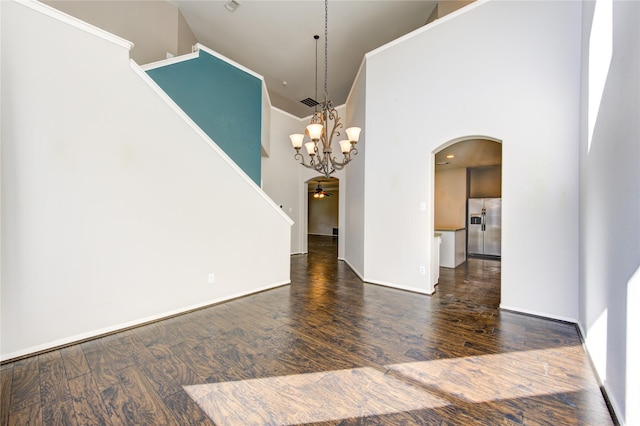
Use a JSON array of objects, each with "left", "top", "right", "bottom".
[
  {"left": 324, "top": 0, "right": 328, "bottom": 103},
  {"left": 314, "top": 36, "right": 318, "bottom": 112}
]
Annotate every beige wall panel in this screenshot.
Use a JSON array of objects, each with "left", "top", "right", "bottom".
[
  {"left": 177, "top": 10, "right": 197, "bottom": 56},
  {"left": 308, "top": 192, "right": 339, "bottom": 236},
  {"left": 434, "top": 168, "right": 467, "bottom": 229},
  {"left": 44, "top": 1, "right": 194, "bottom": 64},
  {"left": 438, "top": 0, "right": 476, "bottom": 18},
  {"left": 469, "top": 165, "right": 501, "bottom": 198}
]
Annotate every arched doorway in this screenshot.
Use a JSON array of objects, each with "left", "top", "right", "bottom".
[
  {"left": 432, "top": 137, "right": 502, "bottom": 298},
  {"left": 307, "top": 177, "right": 339, "bottom": 255}
]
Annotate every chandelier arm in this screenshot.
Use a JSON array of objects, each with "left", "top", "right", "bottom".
[
  {"left": 294, "top": 151, "right": 318, "bottom": 170},
  {"left": 318, "top": 115, "right": 330, "bottom": 154},
  {"left": 325, "top": 108, "right": 343, "bottom": 149},
  {"left": 323, "top": 166, "right": 335, "bottom": 179},
  {"left": 329, "top": 144, "right": 359, "bottom": 168},
  {"left": 319, "top": 154, "right": 332, "bottom": 175},
  {"left": 329, "top": 155, "right": 350, "bottom": 170},
  {"left": 313, "top": 160, "right": 332, "bottom": 179},
  {"left": 310, "top": 152, "right": 325, "bottom": 172}
]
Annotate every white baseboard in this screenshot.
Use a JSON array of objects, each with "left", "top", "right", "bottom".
[
  {"left": 499, "top": 304, "right": 577, "bottom": 324},
  {"left": 1, "top": 280, "right": 290, "bottom": 362},
  {"left": 340, "top": 258, "right": 364, "bottom": 281},
  {"left": 364, "top": 278, "right": 435, "bottom": 295},
  {"left": 576, "top": 324, "right": 625, "bottom": 425},
  {"left": 338, "top": 259, "right": 434, "bottom": 295},
  {"left": 500, "top": 306, "right": 623, "bottom": 423}
]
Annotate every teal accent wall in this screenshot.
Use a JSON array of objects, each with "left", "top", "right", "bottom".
[{"left": 147, "top": 51, "right": 262, "bottom": 184}]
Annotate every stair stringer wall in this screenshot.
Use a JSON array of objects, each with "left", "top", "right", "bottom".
[{"left": 0, "top": 0, "right": 292, "bottom": 360}]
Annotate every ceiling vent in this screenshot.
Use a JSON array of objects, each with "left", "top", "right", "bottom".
[
  {"left": 300, "top": 97, "right": 319, "bottom": 108},
  {"left": 224, "top": 0, "right": 241, "bottom": 12}
]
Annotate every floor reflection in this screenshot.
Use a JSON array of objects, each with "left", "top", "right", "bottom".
[
  {"left": 184, "top": 235, "right": 613, "bottom": 425},
  {"left": 185, "top": 345, "right": 598, "bottom": 426}
]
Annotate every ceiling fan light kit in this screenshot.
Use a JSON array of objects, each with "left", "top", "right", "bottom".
[
  {"left": 289, "top": 0, "right": 361, "bottom": 179},
  {"left": 312, "top": 183, "right": 332, "bottom": 199}
]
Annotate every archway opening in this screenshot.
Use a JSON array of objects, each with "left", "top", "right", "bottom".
[
  {"left": 432, "top": 137, "right": 502, "bottom": 303},
  {"left": 307, "top": 176, "right": 339, "bottom": 255}
]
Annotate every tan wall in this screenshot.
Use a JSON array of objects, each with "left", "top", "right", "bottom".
[
  {"left": 43, "top": 1, "right": 197, "bottom": 64},
  {"left": 177, "top": 10, "right": 197, "bottom": 57},
  {"left": 426, "top": 0, "right": 476, "bottom": 24},
  {"left": 434, "top": 167, "right": 467, "bottom": 229},
  {"left": 435, "top": 165, "right": 501, "bottom": 229},
  {"left": 437, "top": 0, "right": 476, "bottom": 18},
  {"left": 469, "top": 165, "right": 502, "bottom": 198},
  {"left": 308, "top": 192, "right": 339, "bottom": 236}
]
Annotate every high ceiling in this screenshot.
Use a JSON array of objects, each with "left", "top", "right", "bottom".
[{"left": 171, "top": 1, "right": 437, "bottom": 118}]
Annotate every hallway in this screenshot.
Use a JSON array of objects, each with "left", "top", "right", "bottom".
[{"left": 1, "top": 236, "right": 614, "bottom": 425}]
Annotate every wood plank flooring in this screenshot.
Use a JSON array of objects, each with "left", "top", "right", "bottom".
[{"left": 1, "top": 235, "right": 614, "bottom": 425}]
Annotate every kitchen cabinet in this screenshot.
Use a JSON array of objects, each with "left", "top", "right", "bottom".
[
  {"left": 435, "top": 227, "right": 466, "bottom": 268},
  {"left": 432, "top": 233, "right": 441, "bottom": 286}
]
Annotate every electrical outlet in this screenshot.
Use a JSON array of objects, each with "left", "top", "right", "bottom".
[
  {"left": 419, "top": 266, "right": 426, "bottom": 275},
  {"left": 208, "top": 273, "right": 215, "bottom": 284}
]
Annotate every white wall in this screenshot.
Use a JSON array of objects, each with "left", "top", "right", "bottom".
[
  {"left": 1, "top": 1, "right": 291, "bottom": 360},
  {"left": 344, "top": 63, "right": 367, "bottom": 277},
  {"left": 361, "top": 1, "right": 582, "bottom": 312},
  {"left": 579, "top": 0, "right": 640, "bottom": 423},
  {"left": 263, "top": 105, "right": 351, "bottom": 257},
  {"left": 261, "top": 83, "right": 272, "bottom": 158},
  {"left": 262, "top": 107, "right": 305, "bottom": 253}
]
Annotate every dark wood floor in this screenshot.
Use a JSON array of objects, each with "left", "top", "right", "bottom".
[{"left": 1, "top": 235, "right": 614, "bottom": 425}]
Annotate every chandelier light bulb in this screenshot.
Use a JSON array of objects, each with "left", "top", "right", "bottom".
[
  {"left": 345, "top": 127, "right": 361, "bottom": 143},
  {"left": 289, "top": 134, "right": 304, "bottom": 149},
  {"left": 306, "top": 123, "right": 323, "bottom": 141},
  {"left": 305, "top": 141, "right": 316, "bottom": 156},
  {"left": 339, "top": 140, "right": 351, "bottom": 154}
]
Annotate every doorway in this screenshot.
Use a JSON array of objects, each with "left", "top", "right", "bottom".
[
  {"left": 307, "top": 177, "right": 339, "bottom": 255},
  {"left": 433, "top": 137, "right": 502, "bottom": 297}
]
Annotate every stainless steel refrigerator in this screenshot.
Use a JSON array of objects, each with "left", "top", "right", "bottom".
[{"left": 468, "top": 198, "right": 501, "bottom": 257}]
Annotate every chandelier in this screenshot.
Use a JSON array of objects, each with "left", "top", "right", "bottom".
[{"left": 289, "top": 0, "right": 361, "bottom": 179}]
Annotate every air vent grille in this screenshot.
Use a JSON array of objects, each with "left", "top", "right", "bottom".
[{"left": 300, "top": 97, "right": 319, "bottom": 107}]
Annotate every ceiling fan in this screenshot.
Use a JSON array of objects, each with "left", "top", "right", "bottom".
[{"left": 313, "top": 183, "right": 332, "bottom": 199}]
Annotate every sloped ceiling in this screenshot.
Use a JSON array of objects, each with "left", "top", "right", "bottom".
[{"left": 171, "top": 1, "right": 437, "bottom": 117}]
